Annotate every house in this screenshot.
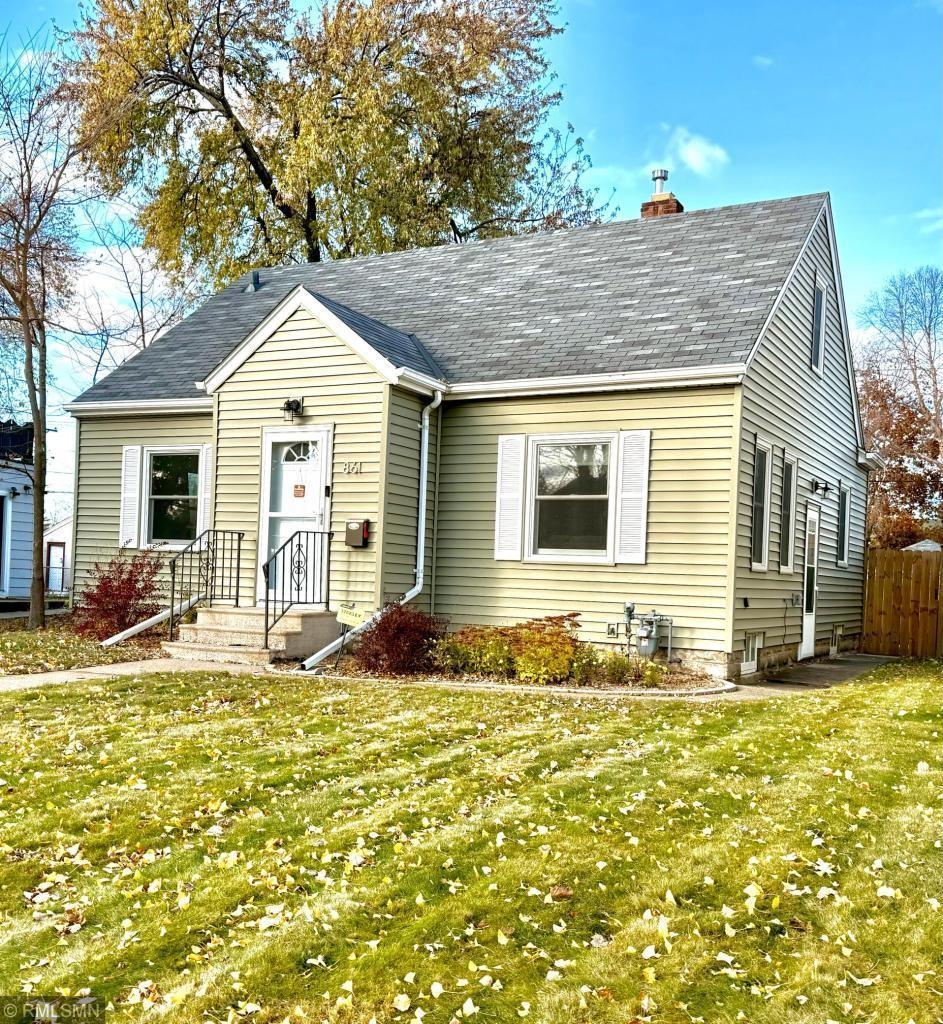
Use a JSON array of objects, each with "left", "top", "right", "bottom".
[
  {"left": 42, "top": 514, "right": 73, "bottom": 593},
  {"left": 902, "top": 539, "right": 941, "bottom": 552},
  {"left": 0, "top": 422, "right": 35, "bottom": 602},
  {"left": 65, "top": 180, "right": 881, "bottom": 678}
]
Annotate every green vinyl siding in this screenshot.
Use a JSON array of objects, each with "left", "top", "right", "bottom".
[
  {"left": 213, "top": 307, "right": 386, "bottom": 610},
  {"left": 734, "top": 213, "right": 867, "bottom": 656},
  {"left": 72, "top": 413, "right": 213, "bottom": 596},
  {"left": 378, "top": 387, "right": 438, "bottom": 610},
  {"left": 432, "top": 386, "right": 738, "bottom": 652}
]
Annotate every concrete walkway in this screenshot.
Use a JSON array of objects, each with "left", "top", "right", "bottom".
[
  {"left": 724, "top": 653, "right": 897, "bottom": 701},
  {"left": 0, "top": 652, "right": 895, "bottom": 698}
]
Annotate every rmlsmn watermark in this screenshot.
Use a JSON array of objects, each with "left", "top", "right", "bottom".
[{"left": 0, "top": 997, "right": 104, "bottom": 1022}]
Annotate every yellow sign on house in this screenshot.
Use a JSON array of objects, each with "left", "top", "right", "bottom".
[{"left": 337, "top": 604, "right": 372, "bottom": 628}]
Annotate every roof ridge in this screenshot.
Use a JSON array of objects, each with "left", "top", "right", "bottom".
[{"left": 239, "top": 192, "right": 829, "bottom": 284}]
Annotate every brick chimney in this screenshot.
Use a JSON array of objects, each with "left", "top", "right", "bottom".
[{"left": 641, "top": 169, "right": 684, "bottom": 218}]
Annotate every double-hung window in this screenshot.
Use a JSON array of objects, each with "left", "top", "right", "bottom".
[
  {"left": 837, "top": 485, "right": 850, "bottom": 567},
  {"left": 529, "top": 436, "right": 614, "bottom": 561},
  {"left": 751, "top": 437, "right": 772, "bottom": 571},
  {"left": 145, "top": 449, "right": 200, "bottom": 544},
  {"left": 779, "top": 454, "right": 798, "bottom": 572},
  {"left": 494, "top": 429, "right": 651, "bottom": 565},
  {"left": 811, "top": 273, "right": 827, "bottom": 375},
  {"left": 119, "top": 443, "right": 210, "bottom": 549}
]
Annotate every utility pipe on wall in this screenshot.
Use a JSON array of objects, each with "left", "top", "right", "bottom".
[{"left": 300, "top": 389, "right": 443, "bottom": 671}]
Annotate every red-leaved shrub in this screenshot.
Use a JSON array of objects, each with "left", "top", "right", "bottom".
[
  {"left": 74, "top": 548, "right": 163, "bottom": 640},
  {"left": 353, "top": 602, "right": 446, "bottom": 676}
]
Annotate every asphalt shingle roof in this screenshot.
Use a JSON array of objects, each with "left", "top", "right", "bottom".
[{"left": 72, "top": 192, "right": 827, "bottom": 403}]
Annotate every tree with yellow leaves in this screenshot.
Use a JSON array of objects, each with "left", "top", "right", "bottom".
[{"left": 71, "top": 0, "right": 608, "bottom": 289}]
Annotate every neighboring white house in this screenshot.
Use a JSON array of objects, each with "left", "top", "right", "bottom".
[
  {"left": 43, "top": 514, "right": 73, "bottom": 593},
  {"left": 0, "top": 465, "right": 34, "bottom": 599},
  {"left": 902, "top": 539, "right": 941, "bottom": 552}
]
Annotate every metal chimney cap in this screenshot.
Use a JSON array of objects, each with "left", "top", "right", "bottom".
[{"left": 651, "top": 168, "right": 669, "bottom": 194}]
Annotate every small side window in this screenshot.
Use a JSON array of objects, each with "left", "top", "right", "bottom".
[
  {"left": 811, "top": 275, "right": 827, "bottom": 374},
  {"left": 751, "top": 438, "right": 772, "bottom": 571},
  {"left": 837, "top": 485, "right": 850, "bottom": 567},
  {"left": 780, "top": 455, "right": 797, "bottom": 572}
]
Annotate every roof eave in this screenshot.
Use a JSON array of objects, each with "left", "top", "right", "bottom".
[
  {"left": 64, "top": 397, "right": 214, "bottom": 418},
  {"left": 444, "top": 363, "right": 747, "bottom": 400}
]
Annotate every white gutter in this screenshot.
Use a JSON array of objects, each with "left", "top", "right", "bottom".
[
  {"left": 301, "top": 389, "right": 444, "bottom": 671},
  {"left": 65, "top": 398, "right": 213, "bottom": 417},
  {"left": 100, "top": 594, "right": 204, "bottom": 647}
]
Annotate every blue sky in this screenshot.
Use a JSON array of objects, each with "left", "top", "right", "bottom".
[{"left": 6, "top": 0, "right": 943, "bottom": 512}]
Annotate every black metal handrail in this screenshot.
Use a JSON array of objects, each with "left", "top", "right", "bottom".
[
  {"left": 168, "top": 529, "right": 244, "bottom": 640},
  {"left": 263, "top": 530, "right": 332, "bottom": 648}
]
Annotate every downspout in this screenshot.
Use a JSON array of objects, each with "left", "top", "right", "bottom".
[{"left": 301, "top": 389, "right": 443, "bottom": 671}]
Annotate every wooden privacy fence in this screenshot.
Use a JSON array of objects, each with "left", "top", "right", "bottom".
[{"left": 862, "top": 549, "right": 943, "bottom": 657}]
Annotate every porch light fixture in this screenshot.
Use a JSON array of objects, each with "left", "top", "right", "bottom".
[
  {"left": 282, "top": 397, "right": 304, "bottom": 423},
  {"left": 811, "top": 479, "right": 832, "bottom": 498}
]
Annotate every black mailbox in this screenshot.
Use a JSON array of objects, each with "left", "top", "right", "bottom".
[{"left": 345, "top": 519, "right": 370, "bottom": 547}]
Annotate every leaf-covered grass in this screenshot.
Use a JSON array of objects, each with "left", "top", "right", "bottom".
[
  {"left": 0, "top": 617, "right": 159, "bottom": 675},
  {"left": 0, "top": 661, "right": 939, "bottom": 1023}
]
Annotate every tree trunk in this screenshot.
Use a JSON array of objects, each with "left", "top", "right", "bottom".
[{"left": 28, "top": 432, "right": 45, "bottom": 629}]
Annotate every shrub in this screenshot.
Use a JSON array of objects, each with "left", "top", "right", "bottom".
[
  {"left": 353, "top": 602, "right": 446, "bottom": 676},
  {"left": 570, "top": 641, "right": 600, "bottom": 686},
  {"left": 73, "top": 548, "right": 163, "bottom": 640},
  {"left": 432, "top": 627, "right": 514, "bottom": 677},
  {"left": 600, "top": 650, "right": 636, "bottom": 687}
]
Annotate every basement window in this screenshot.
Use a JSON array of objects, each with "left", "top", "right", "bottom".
[{"left": 742, "top": 632, "right": 763, "bottom": 675}]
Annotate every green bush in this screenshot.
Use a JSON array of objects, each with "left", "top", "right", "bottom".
[{"left": 570, "top": 641, "right": 600, "bottom": 686}]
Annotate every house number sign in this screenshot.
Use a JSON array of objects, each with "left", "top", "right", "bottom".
[
  {"left": 342, "top": 461, "right": 363, "bottom": 474},
  {"left": 293, "top": 484, "right": 306, "bottom": 498}
]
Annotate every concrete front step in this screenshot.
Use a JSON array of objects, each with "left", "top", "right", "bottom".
[
  {"left": 178, "top": 622, "right": 305, "bottom": 655},
  {"left": 162, "top": 640, "right": 290, "bottom": 667},
  {"left": 164, "top": 604, "right": 343, "bottom": 665}
]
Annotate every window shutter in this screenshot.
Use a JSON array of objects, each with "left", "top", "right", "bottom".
[
  {"left": 198, "top": 444, "right": 214, "bottom": 535},
  {"left": 494, "top": 434, "right": 525, "bottom": 560},
  {"left": 119, "top": 445, "right": 142, "bottom": 547},
  {"left": 615, "top": 430, "right": 651, "bottom": 564}
]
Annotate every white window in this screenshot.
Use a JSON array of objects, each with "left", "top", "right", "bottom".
[
  {"left": 742, "top": 632, "right": 763, "bottom": 675},
  {"left": 779, "top": 454, "right": 798, "bottom": 573},
  {"left": 811, "top": 274, "right": 827, "bottom": 375},
  {"left": 120, "top": 444, "right": 210, "bottom": 549},
  {"left": 494, "top": 430, "right": 650, "bottom": 565},
  {"left": 751, "top": 437, "right": 772, "bottom": 571},
  {"left": 527, "top": 434, "right": 615, "bottom": 562},
  {"left": 837, "top": 485, "right": 850, "bottom": 567}
]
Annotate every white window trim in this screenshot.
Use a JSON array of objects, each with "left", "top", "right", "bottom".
[
  {"left": 140, "top": 445, "right": 204, "bottom": 550},
  {"left": 742, "top": 632, "right": 763, "bottom": 676},
  {"left": 779, "top": 452, "right": 798, "bottom": 574},
  {"left": 0, "top": 489, "right": 12, "bottom": 595},
  {"left": 751, "top": 436, "right": 773, "bottom": 572},
  {"left": 837, "top": 484, "right": 851, "bottom": 568},
  {"left": 523, "top": 431, "right": 618, "bottom": 565},
  {"left": 811, "top": 271, "right": 827, "bottom": 377}
]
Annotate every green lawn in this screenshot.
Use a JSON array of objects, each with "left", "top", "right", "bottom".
[
  {"left": 0, "top": 662, "right": 939, "bottom": 1023},
  {"left": 0, "top": 618, "right": 159, "bottom": 675}
]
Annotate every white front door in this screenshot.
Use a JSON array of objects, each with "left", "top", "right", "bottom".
[
  {"left": 799, "top": 502, "right": 820, "bottom": 660},
  {"left": 257, "top": 428, "right": 331, "bottom": 602}
]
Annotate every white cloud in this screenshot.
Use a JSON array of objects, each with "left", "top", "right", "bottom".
[
  {"left": 752, "top": 54, "right": 774, "bottom": 68},
  {"left": 913, "top": 206, "right": 943, "bottom": 234},
  {"left": 662, "top": 126, "right": 730, "bottom": 177}
]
